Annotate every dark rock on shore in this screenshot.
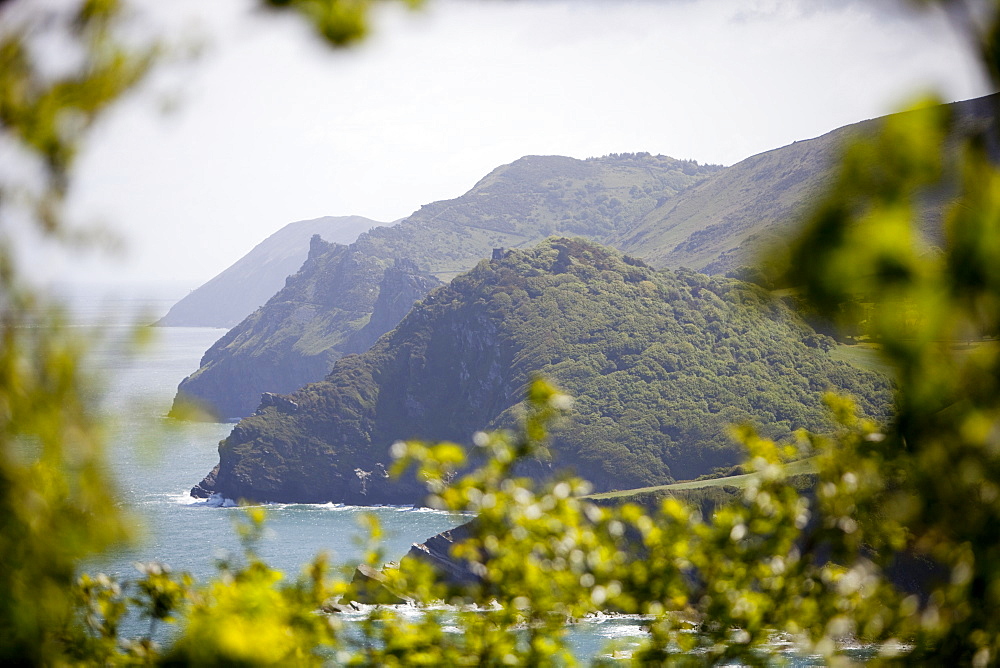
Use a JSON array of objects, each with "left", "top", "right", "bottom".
[
  {"left": 190, "top": 464, "right": 219, "bottom": 499},
  {"left": 403, "top": 520, "right": 483, "bottom": 591}
]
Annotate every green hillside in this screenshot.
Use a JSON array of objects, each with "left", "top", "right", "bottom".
[
  {"left": 617, "top": 94, "right": 999, "bottom": 274},
  {"left": 193, "top": 238, "right": 891, "bottom": 505},
  {"left": 173, "top": 154, "right": 721, "bottom": 418}
]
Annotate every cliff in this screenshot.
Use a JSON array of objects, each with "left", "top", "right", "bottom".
[
  {"left": 192, "top": 238, "right": 892, "bottom": 504},
  {"left": 170, "top": 236, "right": 440, "bottom": 420},
  {"left": 156, "top": 215, "right": 382, "bottom": 329},
  {"left": 173, "top": 154, "right": 721, "bottom": 418}
]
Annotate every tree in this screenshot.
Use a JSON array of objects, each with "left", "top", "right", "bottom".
[{"left": 5, "top": 0, "right": 1000, "bottom": 665}]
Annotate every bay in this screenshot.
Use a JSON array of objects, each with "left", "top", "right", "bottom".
[
  {"left": 73, "top": 292, "right": 465, "bottom": 587},
  {"left": 65, "top": 289, "right": 843, "bottom": 664}
]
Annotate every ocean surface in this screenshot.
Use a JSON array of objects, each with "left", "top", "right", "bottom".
[
  {"left": 71, "top": 294, "right": 466, "bottom": 583},
  {"left": 60, "top": 291, "right": 653, "bottom": 661},
  {"left": 64, "top": 289, "right": 839, "bottom": 664}
]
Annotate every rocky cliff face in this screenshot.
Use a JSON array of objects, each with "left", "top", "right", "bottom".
[
  {"left": 157, "top": 216, "right": 382, "bottom": 328},
  {"left": 171, "top": 154, "right": 721, "bottom": 420},
  {"left": 344, "top": 258, "right": 442, "bottom": 354},
  {"left": 171, "top": 236, "right": 439, "bottom": 420},
  {"left": 193, "top": 238, "right": 891, "bottom": 505},
  {"left": 403, "top": 520, "right": 482, "bottom": 589}
]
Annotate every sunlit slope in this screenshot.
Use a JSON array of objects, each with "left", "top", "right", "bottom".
[
  {"left": 358, "top": 153, "right": 721, "bottom": 280},
  {"left": 618, "top": 94, "right": 1000, "bottom": 273},
  {"left": 194, "top": 238, "right": 891, "bottom": 505}
]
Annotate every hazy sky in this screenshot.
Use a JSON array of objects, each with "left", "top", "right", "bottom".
[{"left": 26, "top": 0, "right": 993, "bottom": 290}]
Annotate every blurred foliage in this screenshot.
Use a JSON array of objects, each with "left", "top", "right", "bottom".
[
  {"left": 0, "top": 0, "right": 154, "bottom": 662},
  {"left": 262, "top": 0, "right": 424, "bottom": 48},
  {"left": 0, "top": 0, "right": 154, "bottom": 236},
  {"left": 765, "top": 96, "right": 1000, "bottom": 664},
  {"left": 3, "top": 0, "right": 1000, "bottom": 665}
]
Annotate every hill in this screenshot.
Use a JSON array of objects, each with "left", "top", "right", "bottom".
[
  {"left": 191, "top": 238, "right": 892, "bottom": 504},
  {"left": 172, "top": 154, "right": 722, "bottom": 418},
  {"left": 172, "top": 96, "right": 997, "bottom": 420},
  {"left": 155, "top": 215, "right": 382, "bottom": 328},
  {"left": 615, "top": 94, "right": 1000, "bottom": 274}
]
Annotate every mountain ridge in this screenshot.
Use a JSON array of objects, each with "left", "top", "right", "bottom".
[
  {"left": 172, "top": 95, "right": 998, "bottom": 420},
  {"left": 193, "top": 238, "right": 891, "bottom": 505},
  {"left": 156, "top": 215, "right": 383, "bottom": 329},
  {"left": 173, "top": 154, "right": 720, "bottom": 418}
]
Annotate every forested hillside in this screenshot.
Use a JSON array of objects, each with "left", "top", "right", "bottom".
[
  {"left": 171, "top": 96, "right": 996, "bottom": 420},
  {"left": 173, "top": 154, "right": 721, "bottom": 418},
  {"left": 193, "top": 238, "right": 891, "bottom": 504}
]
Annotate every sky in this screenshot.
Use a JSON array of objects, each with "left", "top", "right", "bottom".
[{"left": 16, "top": 0, "right": 995, "bottom": 292}]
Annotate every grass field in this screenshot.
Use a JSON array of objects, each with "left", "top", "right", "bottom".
[
  {"left": 830, "top": 343, "right": 894, "bottom": 374},
  {"left": 586, "top": 457, "right": 818, "bottom": 500}
]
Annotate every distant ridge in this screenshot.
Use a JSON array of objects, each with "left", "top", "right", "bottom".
[
  {"left": 172, "top": 154, "right": 720, "bottom": 418},
  {"left": 617, "top": 94, "right": 1000, "bottom": 273},
  {"left": 155, "top": 215, "right": 383, "bottom": 328}
]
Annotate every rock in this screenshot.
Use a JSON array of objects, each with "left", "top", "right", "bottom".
[
  {"left": 190, "top": 464, "right": 219, "bottom": 499},
  {"left": 258, "top": 392, "right": 299, "bottom": 414},
  {"left": 402, "top": 520, "right": 484, "bottom": 591},
  {"left": 319, "top": 596, "right": 357, "bottom": 614},
  {"left": 343, "top": 258, "right": 442, "bottom": 354},
  {"left": 348, "top": 563, "right": 410, "bottom": 605},
  {"left": 156, "top": 217, "right": 382, "bottom": 329}
]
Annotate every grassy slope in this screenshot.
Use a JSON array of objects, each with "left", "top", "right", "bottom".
[
  {"left": 585, "top": 457, "right": 818, "bottom": 500},
  {"left": 356, "top": 154, "right": 722, "bottom": 281},
  {"left": 615, "top": 124, "right": 863, "bottom": 273},
  {"left": 618, "top": 95, "right": 999, "bottom": 275}
]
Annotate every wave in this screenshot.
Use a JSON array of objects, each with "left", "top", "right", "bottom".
[
  {"left": 166, "top": 492, "right": 238, "bottom": 507},
  {"left": 164, "top": 492, "right": 471, "bottom": 516}
]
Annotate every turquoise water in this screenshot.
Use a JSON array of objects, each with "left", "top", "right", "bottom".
[
  {"left": 69, "top": 293, "right": 845, "bottom": 664},
  {"left": 83, "top": 317, "right": 467, "bottom": 584}
]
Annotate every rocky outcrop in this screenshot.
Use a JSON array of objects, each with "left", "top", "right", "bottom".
[
  {"left": 196, "top": 238, "right": 892, "bottom": 505},
  {"left": 169, "top": 237, "right": 438, "bottom": 420},
  {"left": 403, "top": 520, "right": 482, "bottom": 590},
  {"left": 157, "top": 216, "right": 382, "bottom": 328},
  {"left": 345, "top": 259, "right": 442, "bottom": 353},
  {"left": 257, "top": 392, "right": 299, "bottom": 415},
  {"left": 348, "top": 564, "right": 411, "bottom": 605},
  {"left": 190, "top": 464, "right": 219, "bottom": 499}
]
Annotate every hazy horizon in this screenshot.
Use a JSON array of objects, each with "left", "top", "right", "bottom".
[{"left": 12, "top": 0, "right": 993, "bottom": 291}]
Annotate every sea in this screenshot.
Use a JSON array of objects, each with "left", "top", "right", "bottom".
[
  {"left": 58, "top": 286, "right": 847, "bottom": 664},
  {"left": 61, "top": 287, "right": 652, "bottom": 662}
]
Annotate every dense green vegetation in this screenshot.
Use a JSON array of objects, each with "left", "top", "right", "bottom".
[
  {"left": 198, "top": 237, "right": 891, "bottom": 504},
  {"left": 175, "top": 154, "right": 723, "bottom": 418}
]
